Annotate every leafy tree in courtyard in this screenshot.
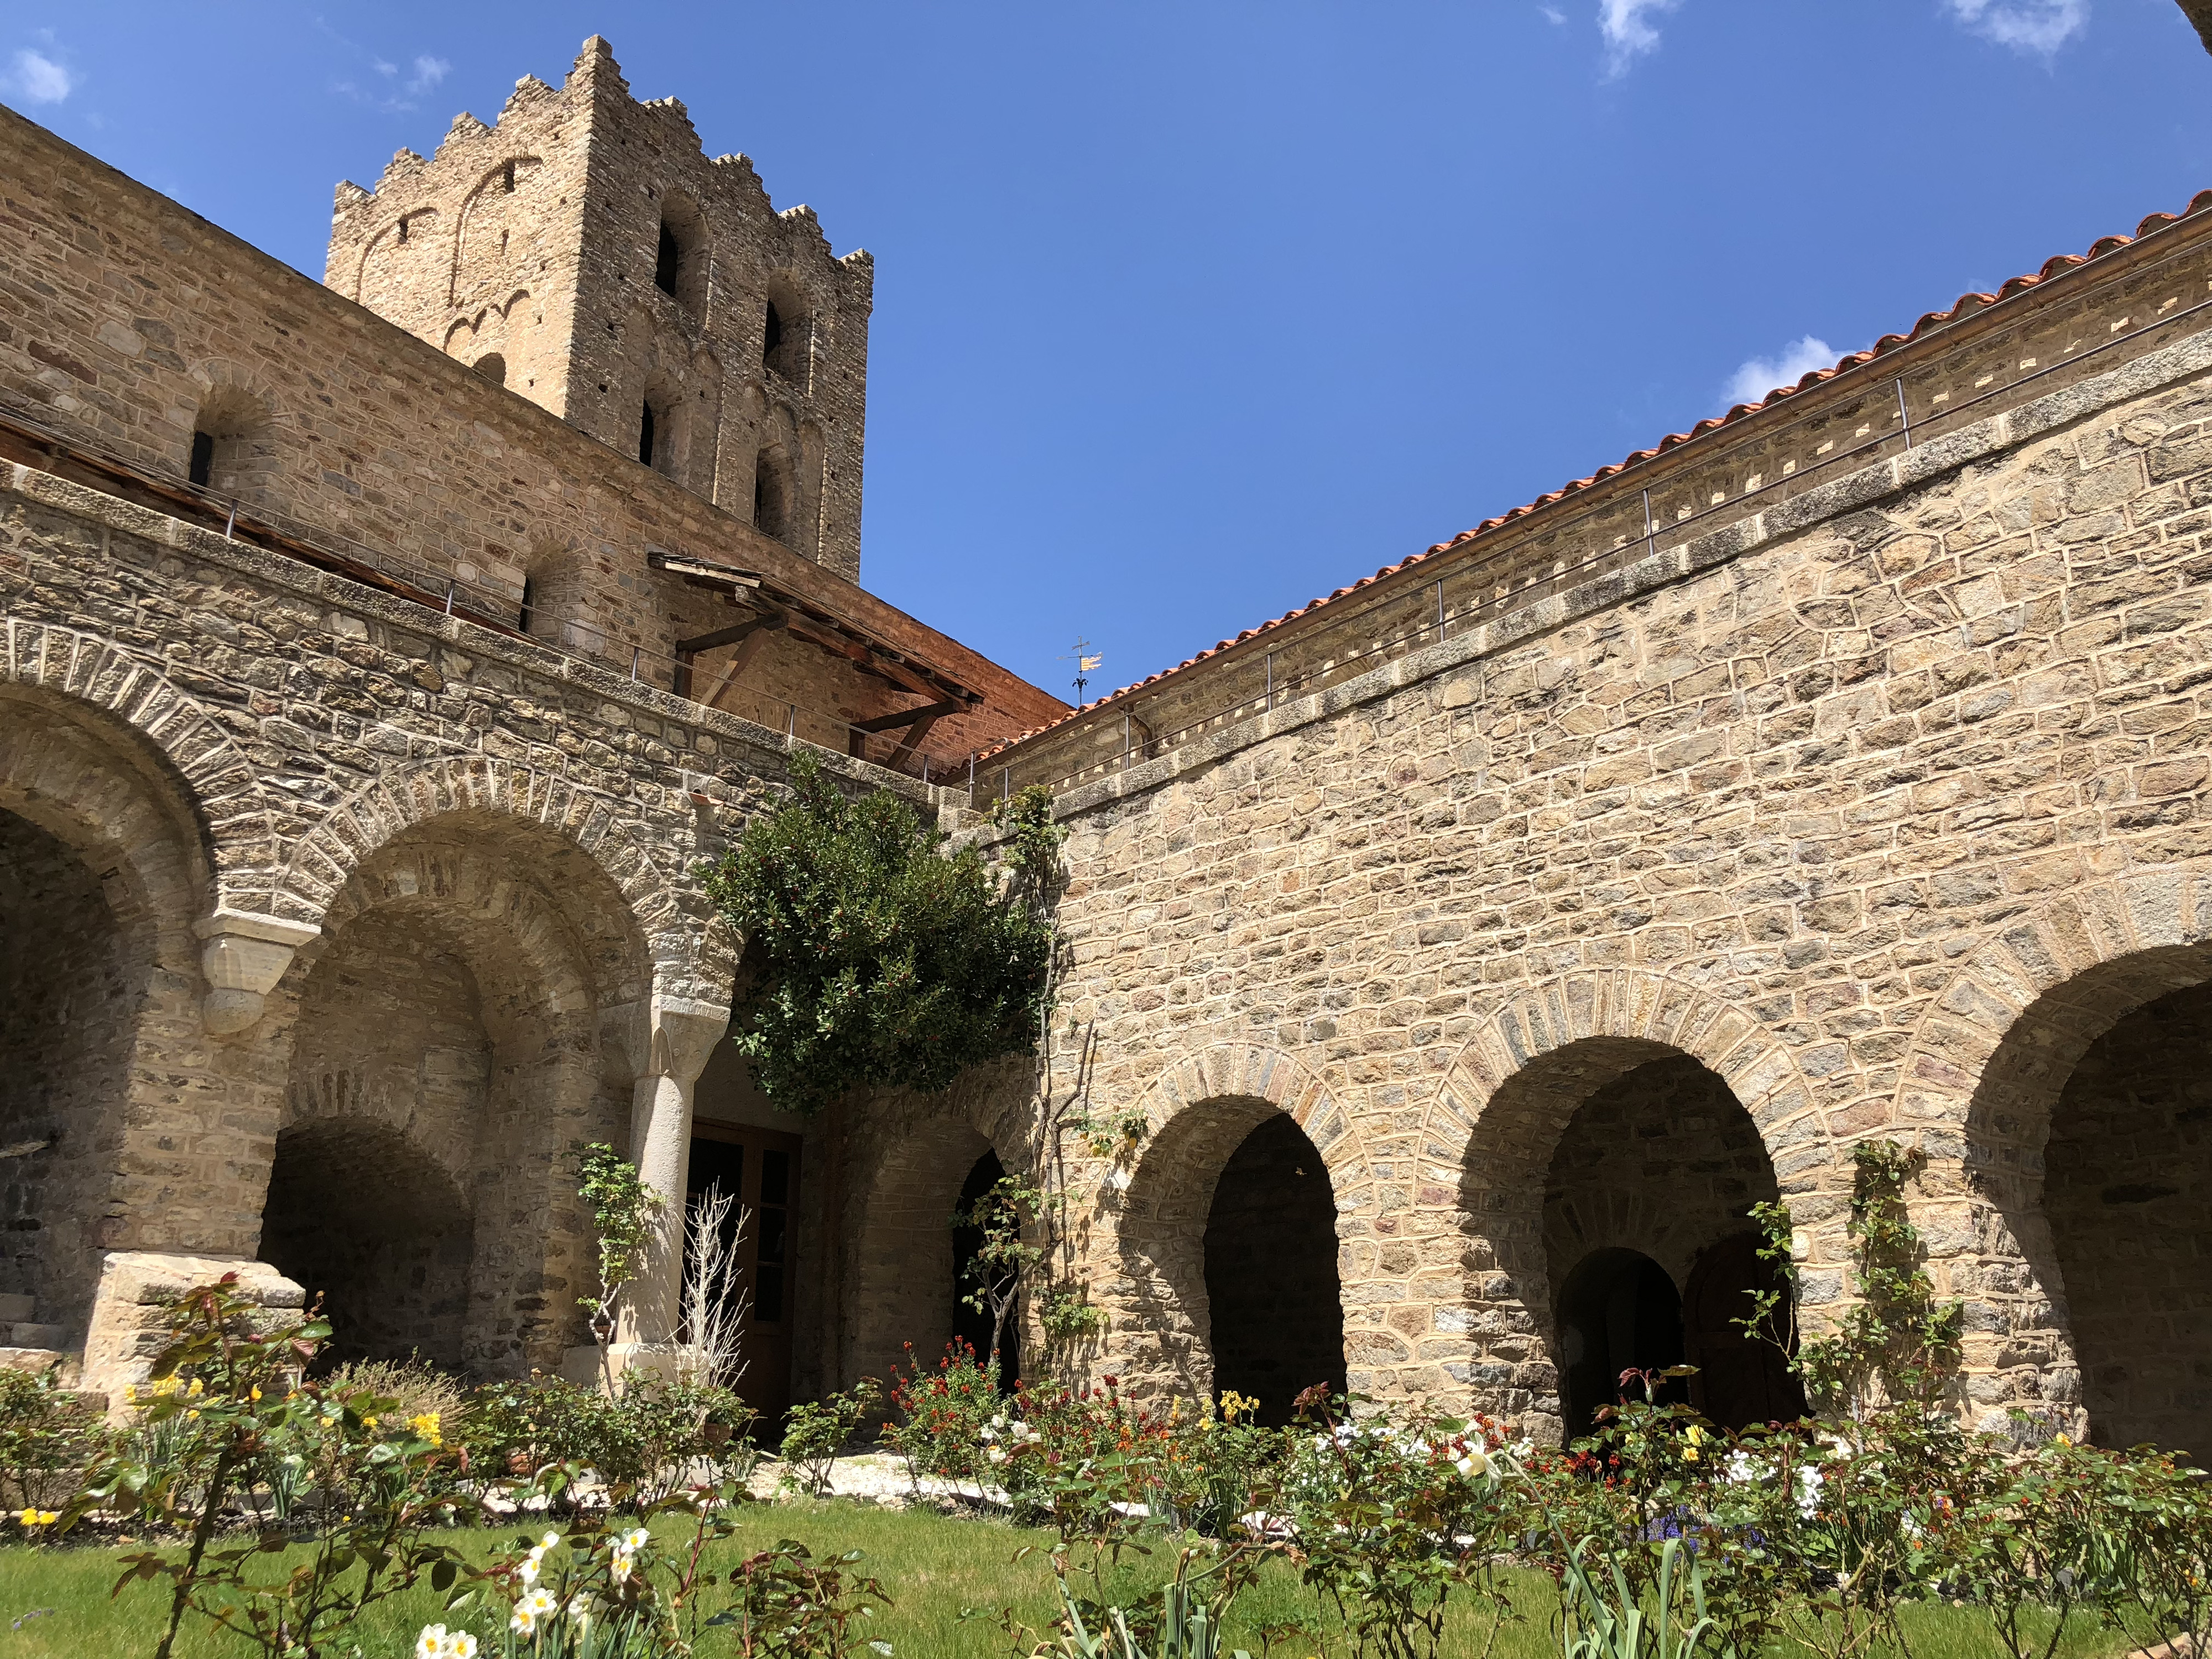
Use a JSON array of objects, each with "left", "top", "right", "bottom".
[{"left": 701, "top": 753, "right": 1057, "bottom": 1113}]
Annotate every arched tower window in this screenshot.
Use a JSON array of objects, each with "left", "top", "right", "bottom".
[
  {"left": 639, "top": 399, "right": 660, "bottom": 467},
  {"left": 761, "top": 287, "right": 809, "bottom": 385},
  {"left": 474, "top": 353, "right": 507, "bottom": 388},
  {"left": 655, "top": 224, "right": 681, "bottom": 296},
  {"left": 753, "top": 447, "right": 791, "bottom": 543},
  {"left": 651, "top": 194, "right": 707, "bottom": 312},
  {"left": 186, "top": 387, "right": 272, "bottom": 499}
]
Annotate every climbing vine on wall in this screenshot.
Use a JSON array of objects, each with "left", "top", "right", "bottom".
[{"left": 701, "top": 754, "right": 1061, "bottom": 1114}]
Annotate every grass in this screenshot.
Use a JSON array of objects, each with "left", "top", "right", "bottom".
[{"left": 0, "top": 1498, "right": 2153, "bottom": 1658}]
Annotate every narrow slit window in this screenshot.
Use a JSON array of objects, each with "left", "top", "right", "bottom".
[
  {"left": 638, "top": 401, "right": 657, "bottom": 466},
  {"left": 188, "top": 431, "right": 215, "bottom": 488},
  {"left": 763, "top": 301, "right": 783, "bottom": 364},
  {"left": 655, "top": 223, "right": 680, "bottom": 296}
]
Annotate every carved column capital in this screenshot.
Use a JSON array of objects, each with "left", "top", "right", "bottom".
[{"left": 193, "top": 909, "right": 320, "bottom": 1035}]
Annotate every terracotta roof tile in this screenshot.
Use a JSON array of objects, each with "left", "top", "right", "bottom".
[{"left": 979, "top": 189, "right": 2212, "bottom": 764}]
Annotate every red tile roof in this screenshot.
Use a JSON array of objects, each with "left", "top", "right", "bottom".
[{"left": 979, "top": 187, "right": 2212, "bottom": 766}]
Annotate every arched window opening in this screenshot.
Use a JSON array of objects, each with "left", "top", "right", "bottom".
[
  {"left": 656, "top": 222, "right": 681, "bottom": 296},
  {"left": 761, "top": 292, "right": 808, "bottom": 383},
  {"left": 1558, "top": 1249, "right": 1686, "bottom": 1439},
  {"left": 186, "top": 388, "right": 271, "bottom": 501},
  {"left": 474, "top": 353, "right": 507, "bottom": 387},
  {"left": 2046, "top": 978, "right": 2212, "bottom": 1459},
  {"left": 1202, "top": 1114, "right": 1345, "bottom": 1426},
  {"left": 502, "top": 160, "right": 516, "bottom": 194},
  {"left": 753, "top": 448, "right": 791, "bottom": 543},
  {"left": 952, "top": 1151, "right": 1020, "bottom": 1387},
  {"left": 639, "top": 400, "right": 660, "bottom": 468},
  {"left": 517, "top": 577, "right": 538, "bottom": 638}
]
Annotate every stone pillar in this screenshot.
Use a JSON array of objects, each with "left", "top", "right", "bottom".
[
  {"left": 565, "top": 994, "right": 727, "bottom": 1386},
  {"left": 193, "top": 909, "right": 319, "bottom": 1034}
]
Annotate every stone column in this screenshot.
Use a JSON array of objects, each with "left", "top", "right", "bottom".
[
  {"left": 193, "top": 908, "right": 319, "bottom": 1034},
  {"left": 567, "top": 994, "right": 728, "bottom": 1385}
]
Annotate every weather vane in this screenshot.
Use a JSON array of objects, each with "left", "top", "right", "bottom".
[{"left": 1059, "top": 637, "right": 1103, "bottom": 702}]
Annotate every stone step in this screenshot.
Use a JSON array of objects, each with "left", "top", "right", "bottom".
[
  {"left": 0, "top": 1345, "right": 70, "bottom": 1377},
  {"left": 9, "top": 1322, "right": 65, "bottom": 1349},
  {"left": 0, "top": 1293, "right": 34, "bottom": 1323}
]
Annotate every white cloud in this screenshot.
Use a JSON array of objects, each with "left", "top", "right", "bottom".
[
  {"left": 4, "top": 47, "right": 75, "bottom": 105},
  {"left": 1723, "top": 336, "right": 1838, "bottom": 409},
  {"left": 1540, "top": 4, "right": 1567, "bottom": 23},
  {"left": 404, "top": 55, "right": 450, "bottom": 95},
  {"left": 1598, "top": 0, "right": 1681, "bottom": 76},
  {"left": 1942, "top": 0, "right": 2089, "bottom": 53}
]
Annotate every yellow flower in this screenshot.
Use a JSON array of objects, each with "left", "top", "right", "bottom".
[
  {"left": 250, "top": 1386, "right": 262, "bottom": 1402},
  {"left": 409, "top": 1411, "right": 444, "bottom": 1448},
  {"left": 16, "top": 1509, "right": 59, "bottom": 1528}
]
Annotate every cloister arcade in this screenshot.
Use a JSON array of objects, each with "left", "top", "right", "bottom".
[{"left": 1, "top": 650, "right": 2208, "bottom": 1461}]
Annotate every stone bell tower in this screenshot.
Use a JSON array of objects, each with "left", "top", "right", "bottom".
[{"left": 325, "top": 36, "right": 872, "bottom": 581}]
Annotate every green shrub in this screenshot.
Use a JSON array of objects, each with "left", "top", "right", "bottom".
[
  {"left": 700, "top": 753, "right": 1057, "bottom": 1113},
  {"left": 0, "top": 1363, "right": 108, "bottom": 1514},
  {"left": 779, "top": 1379, "right": 880, "bottom": 1498}
]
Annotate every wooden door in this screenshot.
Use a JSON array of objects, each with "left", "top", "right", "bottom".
[{"left": 686, "top": 1125, "right": 801, "bottom": 1427}]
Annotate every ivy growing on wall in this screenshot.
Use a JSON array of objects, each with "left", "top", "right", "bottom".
[{"left": 701, "top": 754, "right": 1061, "bottom": 1114}]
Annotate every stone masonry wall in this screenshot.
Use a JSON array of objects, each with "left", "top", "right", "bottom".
[
  {"left": 0, "top": 98, "right": 1056, "bottom": 770},
  {"left": 900, "top": 310, "right": 2212, "bottom": 1449},
  {"left": 0, "top": 456, "right": 959, "bottom": 1366}
]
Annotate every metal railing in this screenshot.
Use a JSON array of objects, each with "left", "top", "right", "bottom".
[
  {"left": 0, "top": 397, "right": 974, "bottom": 786},
  {"left": 973, "top": 209, "right": 2212, "bottom": 807}
]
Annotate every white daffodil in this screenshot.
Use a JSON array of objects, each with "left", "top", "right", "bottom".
[
  {"left": 509, "top": 1606, "right": 537, "bottom": 1637},
  {"left": 542, "top": 1531, "right": 561, "bottom": 1550},
  {"left": 622, "top": 1526, "right": 650, "bottom": 1552},
  {"left": 447, "top": 1635, "right": 478, "bottom": 1659},
  {"left": 1453, "top": 1447, "right": 1497, "bottom": 1483},
  {"left": 415, "top": 1626, "right": 448, "bottom": 1659},
  {"left": 987, "top": 1445, "right": 1007, "bottom": 1464}
]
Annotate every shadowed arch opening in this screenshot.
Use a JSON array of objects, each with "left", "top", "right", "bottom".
[
  {"left": 261, "top": 1116, "right": 474, "bottom": 1371},
  {"left": 952, "top": 1150, "right": 1020, "bottom": 1386},
  {"left": 1203, "top": 1114, "right": 1344, "bottom": 1425},
  {"left": 1116, "top": 1095, "right": 1347, "bottom": 1413},
  {"left": 1557, "top": 1248, "right": 1684, "bottom": 1439},
  {"left": 1963, "top": 946, "right": 2212, "bottom": 1458},
  {"left": 0, "top": 688, "right": 213, "bottom": 1339},
  {"left": 269, "top": 815, "right": 644, "bottom": 1376},
  {"left": 1459, "top": 1037, "right": 1794, "bottom": 1442},
  {"left": 847, "top": 1119, "right": 1004, "bottom": 1390}
]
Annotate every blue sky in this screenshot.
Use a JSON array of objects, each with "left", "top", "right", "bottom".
[{"left": 4, "top": 3, "right": 2208, "bottom": 701}]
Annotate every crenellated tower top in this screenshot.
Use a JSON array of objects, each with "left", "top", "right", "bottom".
[{"left": 326, "top": 36, "right": 873, "bottom": 581}]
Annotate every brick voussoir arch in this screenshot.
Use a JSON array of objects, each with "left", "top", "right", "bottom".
[
  {"left": 1428, "top": 968, "right": 1827, "bottom": 1179},
  {"left": 1895, "top": 866, "right": 2212, "bottom": 1167},
  {"left": 1, "top": 621, "right": 269, "bottom": 904},
  {"left": 272, "top": 755, "right": 705, "bottom": 997},
  {"left": 1134, "top": 1042, "right": 1374, "bottom": 1197}
]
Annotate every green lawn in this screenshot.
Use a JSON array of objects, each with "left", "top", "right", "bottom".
[{"left": 0, "top": 1499, "right": 2151, "bottom": 1658}]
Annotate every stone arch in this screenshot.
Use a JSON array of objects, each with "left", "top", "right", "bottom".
[
  {"left": 654, "top": 189, "right": 709, "bottom": 314},
  {"left": 355, "top": 207, "right": 442, "bottom": 312},
  {"left": 1423, "top": 971, "right": 1817, "bottom": 1441},
  {"left": 1895, "top": 868, "right": 2212, "bottom": 1447},
  {"left": 264, "top": 817, "right": 638, "bottom": 1374},
  {"left": 1105, "top": 1044, "right": 1369, "bottom": 1410},
  {"left": 268, "top": 756, "right": 712, "bottom": 1006},
  {"left": 182, "top": 360, "right": 292, "bottom": 504},
  {"left": 451, "top": 156, "right": 542, "bottom": 308},
  {"left": 0, "top": 682, "right": 218, "bottom": 1334},
  {"left": 842, "top": 1061, "right": 1034, "bottom": 1392}
]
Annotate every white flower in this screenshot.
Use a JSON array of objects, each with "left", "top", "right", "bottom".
[
  {"left": 567, "top": 1595, "right": 594, "bottom": 1623},
  {"left": 1795, "top": 1465, "right": 1824, "bottom": 1519},
  {"left": 1723, "top": 1451, "right": 1764, "bottom": 1485},
  {"left": 415, "top": 1626, "right": 448, "bottom": 1659},
  {"left": 521, "top": 1587, "right": 556, "bottom": 1615},
  {"left": 517, "top": 1556, "right": 540, "bottom": 1587},
  {"left": 611, "top": 1547, "right": 635, "bottom": 1582},
  {"left": 542, "top": 1531, "right": 561, "bottom": 1549},
  {"left": 987, "top": 1445, "right": 1006, "bottom": 1464},
  {"left": 1453, "top": 1447, "right": 1497, "bottom": 1483},
  {"left": 450, "top": 1636, "right": 478, "bottom": 1659},
  {"left": 509, "top": 1606, "right": 537, "bottom": 1636},
  {"left": 622, "top": 1526, "right": 650, "bottom": 1552}
]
